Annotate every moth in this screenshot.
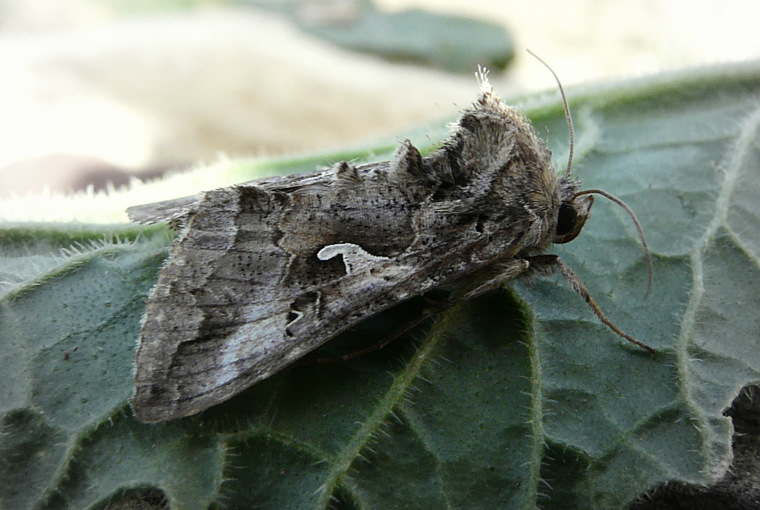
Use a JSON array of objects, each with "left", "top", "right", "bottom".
[{"left": 129, "top": 58, "right": 653, "bottom": 423}]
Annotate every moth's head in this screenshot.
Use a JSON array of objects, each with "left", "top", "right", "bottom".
[{"left": 553, "top": 175, "right": 593, "bottom": 244}]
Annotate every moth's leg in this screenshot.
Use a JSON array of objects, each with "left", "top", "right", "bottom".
[
  {"left": 527, "top": 254, "right": 655, "bottom": 352},
  {"left": 460, "top": 259, "right": 531, "bottom": 301}
]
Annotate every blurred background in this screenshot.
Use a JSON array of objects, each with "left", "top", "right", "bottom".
[{"left": 1, "top": 0, "right": 758, "bottom": 201}]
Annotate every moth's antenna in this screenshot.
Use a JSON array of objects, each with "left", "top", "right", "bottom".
[
  {"left": 526, "top": 49, "right": 575, "bottom": 177},
  {"left": 574, "top": 188, "right": 654, "bottom": 299}
]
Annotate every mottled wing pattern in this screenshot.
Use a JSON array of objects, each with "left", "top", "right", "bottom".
[
  {"left": 131, "top": 78, "right": 560, "bottom": 422},
  {"left": 132, "top": 163, "right": 530, "bottom": 422}
]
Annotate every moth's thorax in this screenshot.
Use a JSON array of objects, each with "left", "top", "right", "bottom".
[
  {"left": 429, "top": 89, "right": 595, "bottom": 255},
  {"left": 468, "top": 105, "right": 593, "bottom": 253}
]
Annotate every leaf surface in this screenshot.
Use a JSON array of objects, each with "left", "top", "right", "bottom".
[{"left": 1, "top": 62, "right": 759, "bottom": 509}]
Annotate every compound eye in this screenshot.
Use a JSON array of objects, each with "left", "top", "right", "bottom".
[{"left": 556, "top": 203, "right": 577, "bottom": 237}]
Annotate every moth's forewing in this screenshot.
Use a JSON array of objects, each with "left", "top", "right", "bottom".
[
  {"left": 132, "top": 177, "right": 515, "bottom": 421},
  {"left": 132, "top": 80, "right": 560, "bottom": 422}
]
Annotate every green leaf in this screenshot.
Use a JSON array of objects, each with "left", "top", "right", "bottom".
[
  {"left": 248, "top": 0, "right": 514, "bottom": 73},
  {"left": 294, "top": 6, "right": 514, "bottom": 73},
  {"left": 2, "top": 61, "right": 760, "bottom": 509}
]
